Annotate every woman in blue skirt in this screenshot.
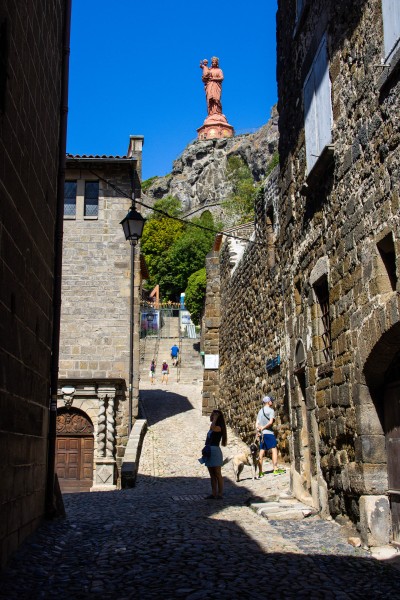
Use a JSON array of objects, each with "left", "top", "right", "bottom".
[{"left": 201, "top": 409, "right": 227, "bottom": 499}]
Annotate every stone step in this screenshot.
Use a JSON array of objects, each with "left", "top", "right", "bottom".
[
  {"left": 140, "top": 335, "right": 204, "bottom": 385},
  {"left": 249, "top": 498, "right": 318, "bottom": 521}
]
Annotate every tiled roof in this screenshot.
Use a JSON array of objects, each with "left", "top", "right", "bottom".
[{"left": 66, "top": 153, "right": 132, "bottom": 159}]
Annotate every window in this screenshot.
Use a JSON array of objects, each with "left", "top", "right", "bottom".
[
  {"left": 84, "top": 181, "right": 99, "bottom": 217},
  {"left": 313, "top": 276, "right": 331, "bottom": 363},
  {"left": 266, "top": 208, "right": 275, "bottom": 268},
  {"left": 64, "top": 181, "right": 77, "bottom": 217},
  {"left": 382, "top": 0, "right": 400, "bottom": 63},
  {"left": 303, "top": 35, "right": 332, "bottom": 174},
  {"left": 377, "top": 233, "right": 397, "bottom": 292}
]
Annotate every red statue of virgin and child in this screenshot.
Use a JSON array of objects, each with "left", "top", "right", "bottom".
[{"left": 197, "top": 56, "right": 234, "bottom": 140}]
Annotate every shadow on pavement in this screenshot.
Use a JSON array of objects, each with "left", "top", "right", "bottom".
[
  {"left": 139, "top": 388, "right": 193, "bottom": 425},
  {"left": 1, "top": 474, "right": 400, "bottom": 599}
]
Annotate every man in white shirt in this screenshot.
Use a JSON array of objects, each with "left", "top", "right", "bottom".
[{"left": 256, "top": 396, "right": 286, "bottom": 477}]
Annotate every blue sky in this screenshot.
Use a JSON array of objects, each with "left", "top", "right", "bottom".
[{"left": 67, "top": 0, "right": 278, "bottom": 181}]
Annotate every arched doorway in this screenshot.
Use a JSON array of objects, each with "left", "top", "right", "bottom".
[
  {"left": 56, "top": 408, "right": 94, "bottom": 493},
  {"left": 361, "top": 321, "right": 400, "bottom": 546},
  {"left": 294, "top": 340, "right": 312, "bottom": 496},
  {"left": 384, "top": 352, "right": 400, "bottom": 545}
]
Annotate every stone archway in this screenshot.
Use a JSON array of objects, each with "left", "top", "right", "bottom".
[
  {"left": 355, "top": 312, "right": 400, "bottom": 546},
  {"left": 56, "top": 408, "right": 94, "bottom": 493}
]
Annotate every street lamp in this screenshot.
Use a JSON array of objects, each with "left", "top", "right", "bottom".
[
  {"left": 120, "top": 207, "right": 146, "bottom": 244},
  {"left": 120, "top": 204, "right": 146, "bottom": 434}
]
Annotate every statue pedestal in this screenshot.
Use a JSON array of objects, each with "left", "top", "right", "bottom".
[
  {"left": 197, "top": 114, "right": 234, "bottom": 140},
  {"left": 90, "top": 457, "right": 117, "bottom": 492}
]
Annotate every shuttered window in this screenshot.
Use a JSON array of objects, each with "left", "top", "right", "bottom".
[
  {"left": 382, "top": 0, "right": 400, "bottom": 61},
  {"left": 303, "top": 35, "right": 332, "bottom": 173}
]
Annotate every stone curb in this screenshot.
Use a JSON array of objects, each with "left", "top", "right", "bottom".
[{"left": 121, "top": 419, "right": 147, "bottom": 488}]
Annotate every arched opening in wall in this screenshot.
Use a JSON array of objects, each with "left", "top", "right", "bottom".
[
  {"left": 266, "top": 208, "right": 275, "bottom": 268},
  {"left": 56, "top": 407, "right": 94, "bottom": 493},
  {"left": 376, "top": 233, "right": 397, "bottom": 293},
  {"left": 293, "top": 340, "right": 312, "bottom": 496},
  {"left": 312, "top": 275, "right": 332, "bottom": 364},
  {"left": 363, "top": 322, "right": 400, "bottom": 545}
]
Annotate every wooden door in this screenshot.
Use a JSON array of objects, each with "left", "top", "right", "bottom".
[
  {"left": 56, "top": 409, "right": 94, "bottom": 493},
  {"left": 56, "top": 437, "right": 94, "bottom": 492},
  {"left": 384, "top": 380, "right": 400, "bottom": 545}
]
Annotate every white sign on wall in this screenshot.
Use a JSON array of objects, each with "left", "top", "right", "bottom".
[{"left": 204, "top": 354, "right": 219, "bottom": 369}]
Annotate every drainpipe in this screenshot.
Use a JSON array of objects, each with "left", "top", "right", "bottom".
[{"left": 46, "top": 0, "right": 72, "bottom": 517}]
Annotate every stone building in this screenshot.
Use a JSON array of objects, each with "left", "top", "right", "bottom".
[
  {"left": 0, "top": 1, "right": 71, "bottom": 566},
  {"left": 277, "top": 0, "right": 400, "bottom": 548},
  {"left": 57, "top": 136, "right": 146, "bottom": 492},
  {"left": 203, "top": 0, "right": 400, "bottom": 548}
]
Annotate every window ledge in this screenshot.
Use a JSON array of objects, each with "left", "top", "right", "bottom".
[
  {"left": 64, "top": 215, "right": 76, "bottom": 220},
  {"left": 84, "top": 216, "right": 98, "bottom": 220},
  {"left": 301, "top": 144, "right": 335, "bottom": 195},
  {"left": 378, "top": 44, "right": 400, "bottom": 90}
]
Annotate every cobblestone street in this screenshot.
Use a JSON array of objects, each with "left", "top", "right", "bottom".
[{"left": 1, "top": 379, "right": 400, "bottom": 599}]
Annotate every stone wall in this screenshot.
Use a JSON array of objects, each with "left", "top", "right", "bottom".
[
  {"left": 0, "top": 0, "right": 67, "bottom": 566},
  {"left": 203, "top": 169, "right": 292, "bottom": 457},
  {"left": 276, "top": 0, "right": 400, "bottom": 542}
]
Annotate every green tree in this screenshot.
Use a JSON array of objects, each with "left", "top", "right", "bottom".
[
  {"left": 160, "top": 211, "right": 215, "bottom": 299},
  {"left": 149, "top": 195, "right": 182, "bottom": 220},
  {"left": 222, "top": 155, "right": 256, "bottom": 224},
  {"left": 141, "top": 207, "right": 215, "bottom": 301},
  {"left": 185, "top": 268, "right": 206, "bottom": 325},
  {"left": 141, "top": 198, "right": 184, "bottom": 289}
]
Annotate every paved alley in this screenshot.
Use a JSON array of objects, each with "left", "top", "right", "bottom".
[{"left": 1, "top": 379, "right": 400, "bottom": 599}]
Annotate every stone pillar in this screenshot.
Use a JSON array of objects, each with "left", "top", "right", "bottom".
[
  {"left": 106, "top": 394, "right": 115, "bottom": 458},
  {"left": 359, "top": 495, "right": 391, "bottom": 547},
  {"left": 91, "top": 388, "right": 117, "bottom": 491},
  {"left": 97, "top": 393, "right": 107, "bottom": 457}
]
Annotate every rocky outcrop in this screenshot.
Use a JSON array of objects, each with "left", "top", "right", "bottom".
[{"left": 143, "top": 107, "right": 279, "bottom": 222}]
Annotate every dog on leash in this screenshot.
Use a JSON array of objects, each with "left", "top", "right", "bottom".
[{"left": 232, "top": 442, "right": 259, "bottom": 481}]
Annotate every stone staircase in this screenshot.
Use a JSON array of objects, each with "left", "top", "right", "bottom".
[{"left": 140, "top": 319, "right": 203, "bottom": 385}]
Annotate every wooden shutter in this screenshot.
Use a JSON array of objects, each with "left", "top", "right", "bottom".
[
  {"left": 314, "top": 37, "right": 332, "bottom": 156},
  {"left": 304, "top": 69, "right": 317, "bottom": 172},
  {"left": 382, "top": 0, "right": 400, "bottom": 60},
  {"left": 303, "top": 36, "right": 332, "bottom": 174}
]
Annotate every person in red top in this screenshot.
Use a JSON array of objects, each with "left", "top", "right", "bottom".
[{"left": 161, "top": 361, "right": 169, "bottom": 384}]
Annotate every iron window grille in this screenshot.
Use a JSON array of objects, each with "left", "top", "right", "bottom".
[
  {"left": 84, "top": 181, "right": 99, "bottom": 217},
  {"left": 64, "top": 181, "right": 77, "bottom": 216}
]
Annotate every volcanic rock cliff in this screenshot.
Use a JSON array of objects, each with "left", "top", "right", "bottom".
[{"left": 143, "top": 106, "right": 279, "bottom": 223}]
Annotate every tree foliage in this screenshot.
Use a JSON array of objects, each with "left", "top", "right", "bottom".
[
  {"left": 185, "top": 268, "right": 206, "bottom": 325},
  {"left": 141, "top": 202, "right": 215, "bottom": 301},
  {"left": 149, "top": 195, "right": 182, "bottom": 219},
  {"left": 222, "top": 155, "right": 256, "bottom": 224}
]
